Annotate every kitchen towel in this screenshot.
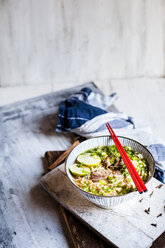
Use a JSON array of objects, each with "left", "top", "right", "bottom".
[{"left": 56, "top": 86, "right": 165, "bottom": 183}]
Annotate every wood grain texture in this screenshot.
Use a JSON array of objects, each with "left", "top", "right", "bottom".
[
  {"left": 41, "top": 164, "right": 165, "bottom": 248},
  {"left": 44, "top": 151, "right": 64, "bottom": 170},
  {"left": 60, "top": 207, "right": 111, "bottom": 248},
  {"left": 44, "top": 150, "right": 112, "bottom": 248},
  {"left": 0, "top": 0, "right": 165, "bottom": 86},
  {"left": 48, "top": 140, "right": 80, "bottom": 170},
  {"left": 152, "top": 232, "right": 165, "bottom": 248},
  {"left": 0, "top": 82, "right": 99, "bottom": 248},
  {"left": 0, "top": 80, "right": 165, "bottom": 247}
]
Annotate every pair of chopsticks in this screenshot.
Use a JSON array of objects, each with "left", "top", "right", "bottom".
[{"left": 106, "top": 122, "right": 147, "bottom": 194}]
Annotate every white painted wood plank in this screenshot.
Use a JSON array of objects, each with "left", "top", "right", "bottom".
[
  {"left": 0, "top": 82, "right": 98, "bottom": 248},
  {"left": 0, "top": 0, "right": 165, "bottom": 86},
  {"left": 41, "top": 164, "right": 165, "bottom": 248},
  {"left": 1, "top": 81, "right": 165, "bottom": 247}
]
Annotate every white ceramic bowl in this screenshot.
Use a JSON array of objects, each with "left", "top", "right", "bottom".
[{"left": 65, "top": 136, "right": 155, "bottom": 208}]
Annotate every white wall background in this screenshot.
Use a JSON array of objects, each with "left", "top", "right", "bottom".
[{"left": 0, "top": 0, "right": 165, "bottom": 87}]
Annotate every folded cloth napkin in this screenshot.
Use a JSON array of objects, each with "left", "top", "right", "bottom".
[
  {"left": 56, "top": 87, "right": 118, "bottom": 132},
  {"left": 56, "top": 86, "right": 165, "bottom": 184}
]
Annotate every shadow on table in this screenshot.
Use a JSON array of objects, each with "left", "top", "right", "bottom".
[
  {"left": 33, "top": 112, "right": 59, "bottom": 136},
  {"left": 33, "top": 111, "right": 75, "bottom": 149}
]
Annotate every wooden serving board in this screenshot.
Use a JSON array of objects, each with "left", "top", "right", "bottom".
[
  {"left": 44, "top": 150, "right": 110, "bottom": 248},
  {"left": 40, "top": 164, "right": 165, "bottom": 248}
]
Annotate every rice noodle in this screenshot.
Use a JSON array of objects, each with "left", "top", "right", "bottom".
[{"left": 71, "top": 145, "right": 148, "bottom": 196}]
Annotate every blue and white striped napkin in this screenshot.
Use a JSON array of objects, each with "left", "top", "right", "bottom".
[{"left": 56, "top": 87, "right": 165, "bottom": 184}]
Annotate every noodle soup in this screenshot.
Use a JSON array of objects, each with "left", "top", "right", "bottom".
[{"left": 69, "top": 145, "right": 149, "bottom": 196}]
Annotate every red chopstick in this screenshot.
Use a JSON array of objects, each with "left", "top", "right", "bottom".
[{"left": 106, "top": 122, "right": 147, "bottom": 194}]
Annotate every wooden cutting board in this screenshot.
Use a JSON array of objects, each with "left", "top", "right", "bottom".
[
  {"left": 40, "top": 163, "right": 165, "bottom": 248},
  {"left": 44, "top": 150, "right": 110, "bottom": 248}
]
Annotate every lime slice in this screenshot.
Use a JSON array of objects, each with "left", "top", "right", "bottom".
[
  {"left": 69, "top": 163, "right": 90, "bottom": 176},
  {"left": 77, "top": 153, "right": 101, "bottom": 166}
]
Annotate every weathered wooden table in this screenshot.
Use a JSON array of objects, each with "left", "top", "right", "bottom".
[
  {"left": 0, "top": 83, "right": 103, "bottom": 248},
  {"left": 0, "top": 82, "right": 165, "bottom": 248}
]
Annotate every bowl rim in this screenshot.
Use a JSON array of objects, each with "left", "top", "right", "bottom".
[{"left": 65, "top": 135, "right": 155, "bottom": 198}]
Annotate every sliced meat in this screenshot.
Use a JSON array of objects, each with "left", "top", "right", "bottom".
[
  {"left": 91, "top": 168, "right": 110, "bottom": 182},
  {"left": 103, "top": 155, "right": 115, "bottom": 169},
  {"left": 114, "top": 157, "right": 121, "bottom": 168},
  {"left": 114, "top": 157, "right": 120, "bottom": 165},
  {"left": 120, "top": 158, "right": 124, "bottom": 165},
  {"left": 103, "top": 156, "right": 111, "bottom": 168},
  {"left": 103, "top": 156, "right": 123, "bottom": 170},
  {"left": 114, "top": 170, "right": 123, "bottom": 176}
]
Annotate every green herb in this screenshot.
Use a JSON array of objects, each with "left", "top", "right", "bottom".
[
  {"left": 99, "top": 180, "right": 107, "bottom": 185},
  {"left": 110, "top": 157, "right": 116, "bottom": 164},
  {"left": 117, "top": 182, "right": 122, "bottom": 187},
  {"left": 82, "top": 186, "right": 89, "bottom": 192}
]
